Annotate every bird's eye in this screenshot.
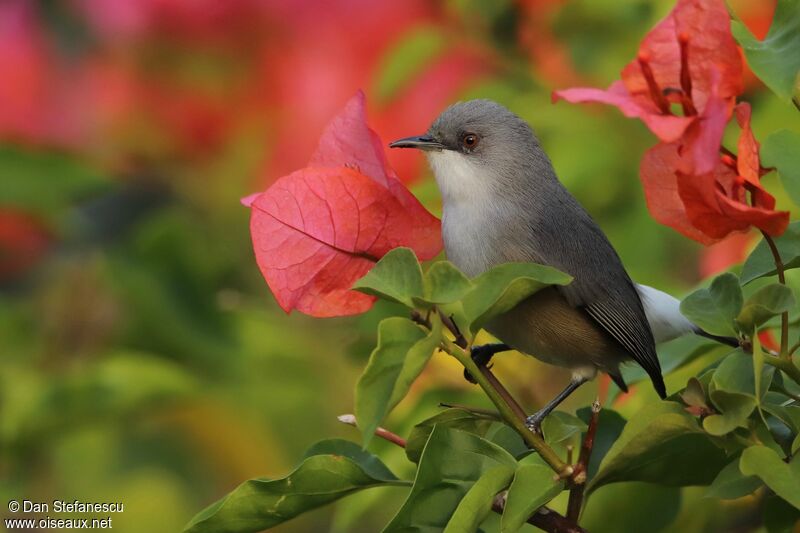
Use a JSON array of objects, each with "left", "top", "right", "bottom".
[{"left": 462, "top": 133, "right": 479, "bottom": 150}]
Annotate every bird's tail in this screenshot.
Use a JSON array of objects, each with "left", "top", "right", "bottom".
[{"left": 650, "top": 371, "right": 667, "bottom": 399}]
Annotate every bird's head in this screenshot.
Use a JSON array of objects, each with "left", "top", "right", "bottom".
[{"left": 390, "top": 99, "right": 550, "bottom": 203}]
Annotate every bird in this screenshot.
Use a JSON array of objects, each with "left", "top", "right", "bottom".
[{"left": 389, "top": 99, "right": 737, "bottom": 431}]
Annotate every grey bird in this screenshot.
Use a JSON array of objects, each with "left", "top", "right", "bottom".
[{"left": 389, "top": 99, "right": 735, "bottom": 431}]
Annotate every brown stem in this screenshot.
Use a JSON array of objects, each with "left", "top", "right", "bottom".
[
  {"left": 337, "top": 414, "right": 407, "bottom": 448},
  {"left": 761, "top": 231, "right": 789, "bottom": 356},
  {"left": 410, "top": 310, "right": 432, "bottom": 328},
  {"left": 492, "top": 498, "right": 588, "bottom": 533},
  {"left": 437, "top": 312, "right": 529, "bottom": 422},
  {"left": 438, "top": 311, "right": 467, "bottom": 349},
  {"left": 482, "top": 366, "right": 529, "bottom": 422},
  {"left": 567, "top": 399, "right": 601, "bottom": 522},
  {"left": 435, "top": 311, "right": 570, "bottom": 475}
]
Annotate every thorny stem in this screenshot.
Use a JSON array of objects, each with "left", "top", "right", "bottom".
[
  {"left": 567, "top": 399, "right": 601, "bottom": 522},
  {"left": 761, "top": 231, "right": 790, "bottom": 356}
]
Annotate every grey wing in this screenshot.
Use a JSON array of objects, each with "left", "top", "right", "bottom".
[{"left": 524, "top": 204, "right": 666, "bottom": 397}]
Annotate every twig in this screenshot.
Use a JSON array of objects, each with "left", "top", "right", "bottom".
[
  {"left": 482, "top": 366, "right": 529, "bottom": 422},
  {"left": 567, "top": 399, "right": 601, "bottom": 522},
  {"left": 492, "top": 497, "right": 588, "bottom": 533},
  {"left": 337, "top": 414, "right": 407, "bottom": 448},
  {"left": 438, "top": 311, "right": 467, "bottom": 349},
  {"left": 761, "top": 231, "right": 789, "bottom": 356},
  {"left": 435, "top": 310, "right": 571, "bottom": 477},
  {"left": 436, "top": 312, "right": 529, "bottom": 422}
]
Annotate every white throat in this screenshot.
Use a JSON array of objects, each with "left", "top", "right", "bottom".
[
  {"left": 426, "top": 150, "right": 489, "bottom": 205},
  {"left": 425, "top": 150, "right": 501, "bottom": 277}
]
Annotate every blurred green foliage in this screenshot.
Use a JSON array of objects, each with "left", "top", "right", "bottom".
[{"left": 1, "top": 1, "right": 799, "bottom": 532}]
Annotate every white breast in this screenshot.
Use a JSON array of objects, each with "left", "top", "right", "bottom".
[{"left": 426, "top": 150, "right": 499, "bottom": 277}]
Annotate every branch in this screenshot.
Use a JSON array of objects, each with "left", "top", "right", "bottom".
[
  {"left": 761, "top": 231, "right": 789, "bottom": 356},
  {"left": 567, "top": 399, "right": 600, "bottom": 522},
  {"left": 492, "top": 497, "right": 588, "bottom": 533},
  {"left": 436, "top": 311, "right": 571, "bottom": 477}
]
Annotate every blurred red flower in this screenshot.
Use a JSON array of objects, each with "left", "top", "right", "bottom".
[
  {"left": 554, "top": 0, "right": 788, "bottom": 244},
  {"left": 0, "top": 210, "right": 51, "bottom": 280},
  {"left": 244, "top": 92, "right": 442, "bottom": 317},
  {"left": 0, "top": 0, "right": 87, "bottom": 147}
]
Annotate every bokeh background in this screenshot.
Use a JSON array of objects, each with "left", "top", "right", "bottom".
[{"left": 0, "top": 1, "right": 794, "bottom": 532}]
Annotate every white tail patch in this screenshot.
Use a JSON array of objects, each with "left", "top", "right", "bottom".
[{"left": 636, "top": 283, "right": 696, "bottom": 344}]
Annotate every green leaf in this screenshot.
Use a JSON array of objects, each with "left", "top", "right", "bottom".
[
  {"left": 741, "top": 222, "right": 800, "bottom": 284},
  {"left": 761, "top": 130, "right": 800, "bottom": 206},
  {"left": 680, "top": 377, "right": 709, "bottom": 410},
  {"left": 301, "top": 439, "right": 401, "bottom": 479},
  {"left": 703, "top": 350, "right": 773, "bottom": 435},
  {"left": 703, "top": 391, "right": 756, "bottom": 436},
  {"left": 732, "top": 0, "right": 800, "bottom": 104},
  {"left": 588, "top": 401, "right": 728, "bottom": 490},
  {"left": 444, "top": 466, "right": 515, "bottom": 533},
  {"left": 705, "top": 458, "right": 762, "bottom": 500},
  {"left": 680, "top": 273, "right": 743, "bottom": 337},
  {"left": 353, "top": 247, "right": 423, "bottom": 307},
  {"left": 418, "top": 261, "right": 473, "bottom": 306},
  {"left": 184, "top": 440, "right": 406, "bottom": 533},
  {"left": 581, "top": 482, "right": 681, "bottom": 533},
  {"left": 386, "top": 426, "right": 517, "bottom": 532},
  {"left": 736, "top": 284, "right": 796, "bottom": 334},
  {"left": 388, "top": 319, "right": 443, "bottom": 408},
  {"left": 405, "top": 408, "right": 497, "bottom": 464},
  {"left": 762, "top": 494, "right": 800, "bottom": 533},
  {"left": 500, "top": 454, "right": 564, "bottom": 533},
  {"left": 762, "top": 402, "right": 800, "bottom": 434},
  {"left": 740, "top": 445, "right": 800, "bottom": 510},
  {"left": 461, "top": 262, "right": 572, "bottom": 334},
  {"left": 0, "top": 145, "right": 108, "bottom": 215},
  {"left": 355, "top": 317, "right": 439, "bottom": 447},
  {"left": 622, "top": 335, "right": 725, "bottom": 384},
  {"left": 541, "top": 411, "right": 587, "bottom": 445}
]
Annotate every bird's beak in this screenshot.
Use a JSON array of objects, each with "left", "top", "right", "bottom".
[{"left": 389, "top": 135, "right": 444, "bottom": 151}]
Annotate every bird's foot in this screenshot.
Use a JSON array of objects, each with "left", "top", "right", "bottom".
[
  {"left": 463, "top": 343, "right": 510, "bottom": 384},
  {"left": 525, "top": 412, "right": 546, "bottom": 435}
]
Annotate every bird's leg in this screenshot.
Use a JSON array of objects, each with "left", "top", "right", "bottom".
[
  {"left": 463, "top": 343, "right": 511, "bottom": 384},
  {"left": 525, "top": 376, "right": 589, "bottom": 433}
]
